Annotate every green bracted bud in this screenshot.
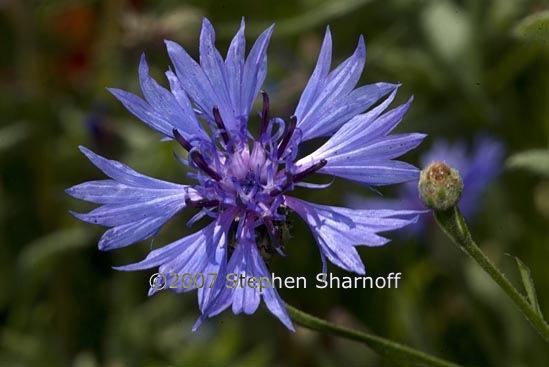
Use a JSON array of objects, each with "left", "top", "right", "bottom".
[{"left": 418, "top": 162, "right": 463, "bottom": 211}]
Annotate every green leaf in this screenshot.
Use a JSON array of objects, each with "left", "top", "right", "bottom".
[
  {"left": 421, "top": 0, "right": 472, "bottom": 64},
  {"left": 506, "top": 149, "right": 549, "bottom": 176},
  {"left": 514, "top": 257, "right": 543, "bottom": 316},
  {"left": 513, "top": 10, "right": 549, "bottom": 45},
  {"left": 217, "top": 0, "right": 374, "bottom": 38},
  {"left": 0, "top": 123, "right": 29, "bottom": 153},
  {"left": 18, "top": 227, "right": 95, "bottom": 271}
]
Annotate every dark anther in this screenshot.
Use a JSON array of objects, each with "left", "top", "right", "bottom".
[
  {"left": 173, "top": 128, "right": 192, "bottom": 151},
  {"left": 269, "top": 170, "right": 293, "bottom": 197},
  {"left": 293, "top": 159, "right": 328, "bottom": 183},
  {"left": 212, "top": 106, "right": 230, "bottom": 145},
  {"left": 173, "top": 128, "right": 222, "bottom": 181},
  {"left": 185, "top": 198, "right": 220, "bottom": 208},
  {"left": 277, "top": 115, "right": 297, "bottom": 159},
  {"left": 190, "top": 151, "right": 223, "bottom": 181},
  {"left": 259, "top": 90, "right": 270, "bottom": 137}
]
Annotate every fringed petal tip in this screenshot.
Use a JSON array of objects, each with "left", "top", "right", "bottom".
[
  {"left": 67, "top": 210, "right": 94, "bottom": 223},
  {"left": 191, "top": 314, "right": 206, "bottom": 332}
]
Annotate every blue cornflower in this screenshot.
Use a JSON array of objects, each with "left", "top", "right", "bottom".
[
  {"left": 349, "top": 135, "right": 504, "bottom": 234},
  {"left": 66, "top": 19, "right": 425, "bottom": 331}
]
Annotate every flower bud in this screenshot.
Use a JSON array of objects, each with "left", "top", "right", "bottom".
[{"left": 418, "top": 162, "right": 463, "bottom": 211}]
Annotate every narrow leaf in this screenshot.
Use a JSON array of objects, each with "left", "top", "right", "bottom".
[
  {"left": 0, "top": 123, "right": 29, "bottom": 153},
  {"left": 506, "top": 149, "right": 549, "bottom": 176},
  {"left": 515, "top": 257, "right": 542, "bottom": 316},
  {"left": 513, "top": 10, "right": 549, "bottom": 45}
]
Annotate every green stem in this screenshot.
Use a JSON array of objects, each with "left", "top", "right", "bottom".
[
  {"left": 434, "top": 206, "right": 549, "bottom": 342},
  {"left": 286, "top": 304, "right": 462, "bottom": 367}
]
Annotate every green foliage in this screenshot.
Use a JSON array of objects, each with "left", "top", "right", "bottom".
[
  {"left": 514, "top": 10, "right": 549, "bottom": 45},
  {"left": 0, "top": 124, "right": 29, "bottom": 153},
  {"left": 507, "top": 149, "right": 549, "bottom": 176},
  {"left": 514, "top": 256, "right": 543, "bottom": 317}
]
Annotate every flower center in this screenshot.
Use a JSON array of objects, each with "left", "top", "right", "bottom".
[
  {"left": 239, "top": 171, "right": 257, "bottom": 195},
  {"left": 173, "top": 92, "right": 327, "bottom": 215}
]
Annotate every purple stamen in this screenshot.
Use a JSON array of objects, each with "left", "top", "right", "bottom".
[
  {"left": 173, "top": 128, "right": 222, "bottom": 181},
  {"left": 269, "top": 171, "right": 293, "bottom": 197},
  {"left": 190, "top": 151, "right": 223, "bottom": 181},
  {"left": 259, "top": 90, "right": 270, "bottom": 137},
  {"left": 173, "top": 128, "right": 192, "bottom": 151},
  {"left": 277, "top": 115, "right": 297, "bottom": 159},
  {"left": 212, "top": 106, "right": 230, "bottom": 145},
  {"left": 185, "top": 198, "right": 220, "bottom": 208},
  {"left": 293, "top": 159, "right": 328, "bottom": 183}
]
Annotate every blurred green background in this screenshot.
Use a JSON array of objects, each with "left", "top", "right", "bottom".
[{"left": 1, "top": 0, "right": 549, "bottom": 366}]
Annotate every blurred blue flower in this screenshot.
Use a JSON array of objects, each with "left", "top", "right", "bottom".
[
  {"left": 348, "top": 136, "right": 504, "bottom": 234},
  {"left": 66, "top": 18, "right": 424, "bottom": 330}
]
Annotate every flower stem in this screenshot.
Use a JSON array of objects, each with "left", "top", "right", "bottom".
[
  {"left": 434, "top": 206, "right": 549, "bottom": 342},
  {"left": 286, "top": 304, "right": 462, "bottom": 367}
]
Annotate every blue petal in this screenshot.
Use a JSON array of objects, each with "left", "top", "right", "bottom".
[
  {"left": 295, "top": 32, "right": 396, "bottom": 141},
  {"left": 97, "top": 216, "right": 169, "bottom": 250},
  {"left": 314, "top": 83, "right": 398, "bottom": 137},
  {"left": 304, "top": 91, "right": 404, "bottom": 158},
  {"left": 345, "top": 192, "right": 427, "bottom": 237},
  {"left": 230, "top": 240, "right": 262, "bottom": 315},
  {"left": 462, "top": 136, "right": 504, "bottom": 210},
  {"left": 199, "top": 18, "right": 233, "bottom": 121},
  {"left": 74, "top": 146, "right": 187, "bottom": 188},
  {"left": 317, "top": 134, "right": 425, "bottom": 162},
  {"left": 358, "top": 95, "right": 414, "bottom": 139},
  {"left": 108, "top": 88, "right": 171, "bottom": 136},
  {"left": 115, "top": 208, "right": 236, "bottom": 310},
  {"left": 164, "top": 70, "right": 204, "bottom": 138},
  {"left": 108, "top": 55, "right": 205, "bottom": 140},
  {"left": 196, "top": 231, "right": 294, "bottom": 331},
  {"left": 113, "top": 228, "right": 210, "bottom": 271},
  {"left": 284, "top": 196, "right": 421, "bottom": 274},
  {"left": 65, "top": 180, "right": 186, "bottom": 204},
  {"left": 299, "top": 35, "right": 366, "bottom": 128},
  {"left": 165, "top": 19, "right": 273, "bottom": 134},
  {"left": 66, "top": 147, "right": 195, "bottom": 250},
  {"left": 241, "top": 24, "right": 274, "bottom": 122},
  {"left": 294, "top": 27, "right": 332, "bottom": 121},
  {"left": 70, "top": 194, "right": 186, "bottom": 227},
  {"left": 225, "top": 18, "right": 246, "bottom": 113},
  {"left": 249, "top": 245, "right": 294, "bottom": 331},
  {"left": 165, "top": 39, "right": 219, "bottom": 122},
  {"left": 319, "top": 160, "right": 421, "bottom": 186},
  {"left": 296, "top": 97, "right": 425, "bottom": 186}
]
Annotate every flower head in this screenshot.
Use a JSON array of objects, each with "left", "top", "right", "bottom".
[
  {"left": 418, "top": 162, "right": 463, "bottom": 211},
  {"left": 67, "top": 18, "right": 424, "bottom": 330}
]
